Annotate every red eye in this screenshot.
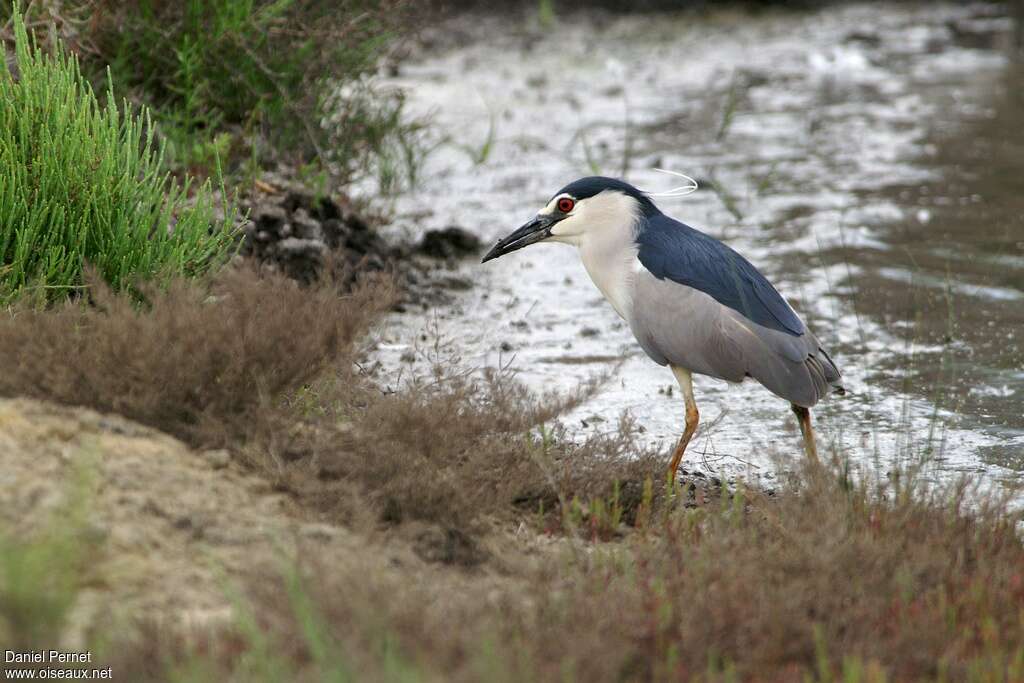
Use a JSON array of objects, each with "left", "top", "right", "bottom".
[{"left": 557, "top": 197, "right": 575, "bottom": 213}]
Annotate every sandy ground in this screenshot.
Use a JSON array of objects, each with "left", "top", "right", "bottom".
[{"left": 0, "top": 398, "right": 562, "bottom": 648}]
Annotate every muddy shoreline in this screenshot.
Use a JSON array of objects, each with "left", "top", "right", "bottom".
[
  {"left": 238, "top": 172, "right": 483, "bottom": 308},
  {"left": 360, "top": 2, "right": 1024, "bottom": 489},
  {"left": 4, "top": 4, "right": 1024, "bottom": 678}
]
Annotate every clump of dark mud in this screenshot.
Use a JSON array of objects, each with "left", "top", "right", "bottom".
[
  {"left": 241, "top": 185, "right": 389, "bottom": 285},
  {"left": 239, "top": 176, "right": 484, "bottom": 306},
  {"left": 416, "top": 226, "right": 481, "bottom": 260}
]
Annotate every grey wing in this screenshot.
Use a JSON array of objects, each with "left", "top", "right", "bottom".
[
  {"left": 629, "top": 270, "right": 843, "bottom": 407},
  {"left": 635, "top": 214, "right": 806, "bottom": 336}
]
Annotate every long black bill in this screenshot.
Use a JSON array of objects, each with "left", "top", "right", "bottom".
[{"left": 481, "top": 215, "right": 558, "bottom": 263}]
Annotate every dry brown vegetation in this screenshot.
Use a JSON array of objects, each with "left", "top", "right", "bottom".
[
  {"left": 101, "top": 462, "right": 1024, "bottom": 682},
  {"left": 0, "top": 265, "right": 389, "bottom": 449},
  {"left": 290, "top": 369, "right": 668, "bottom": 532},
  {"left": 2, "top": 270, "right": 1024, "bottom": 681},
  {"left": 0, "top": 266, "right": 662, "bottom": 533}
]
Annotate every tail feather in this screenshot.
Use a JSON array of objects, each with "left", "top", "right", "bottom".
[
  {"left": 803, "top": 354, "right": 830, "bottom": 404},
  {"left": 816, "top": 347, "right": 846, "bottom": 396}
]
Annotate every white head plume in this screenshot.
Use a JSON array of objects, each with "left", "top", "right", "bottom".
[{"left": 642, "top": 168, "right": 699, "bottom": 198}]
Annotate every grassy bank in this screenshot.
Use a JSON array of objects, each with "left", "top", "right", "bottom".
[
  {"left": 3, "top": 0, "right": 421, "bottom": 186},
  {"left": 2, "top": 267, "right": 1024, "bottom": 681},
  {"left": 2, "top": 4, "right": 1024, "bottom": 682}
]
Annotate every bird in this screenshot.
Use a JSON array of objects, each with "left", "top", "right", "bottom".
[{"left": 481, "top": 176, "right": 844, "bottom": 482}]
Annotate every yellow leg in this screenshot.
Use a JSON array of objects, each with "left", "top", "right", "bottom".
[
  {"left": 667, "top": 366, "right": 699, "bottom": 484},
  {"left": 791, "top": 404, "right": 819, "bottom": 463}
]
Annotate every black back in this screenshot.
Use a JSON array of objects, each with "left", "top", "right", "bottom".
[{"left": 636, "top": 213, "right": 806, "bottom": 337}]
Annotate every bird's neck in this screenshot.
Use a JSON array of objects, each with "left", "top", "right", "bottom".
[{"left": 578, "top": 218, "right": 641, "bottom": 322}]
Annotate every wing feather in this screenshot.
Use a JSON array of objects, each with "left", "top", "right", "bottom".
[
  {"left": 630, "top": 270, "right": 843, "bottom": 407},
  {"left": 635, "top": 214, "right": 805, "bottom": 337}
]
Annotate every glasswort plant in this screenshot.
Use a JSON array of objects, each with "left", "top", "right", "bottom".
[{"left": 0, "top": 5, "right": 235, "bottom": 302}]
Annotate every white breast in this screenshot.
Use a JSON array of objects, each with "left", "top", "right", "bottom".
[
  {"left": 575, "top": 193, "right": 642, "bottom": 321},
  {"left": 579, "top": 232, "right": 640, "bottom": 321}
]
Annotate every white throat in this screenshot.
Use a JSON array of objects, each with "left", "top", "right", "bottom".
[{"left": 548, "top": 191, "right": 642, "bottom": 321}]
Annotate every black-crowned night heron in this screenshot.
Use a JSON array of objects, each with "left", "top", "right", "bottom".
[{"left": 482, "top": 176, "right": 845, "bottom": 482}]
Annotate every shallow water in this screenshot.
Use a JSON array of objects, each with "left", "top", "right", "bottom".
[{"left": 362, "top": 3, "right": 1024, "bottom": 487}]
